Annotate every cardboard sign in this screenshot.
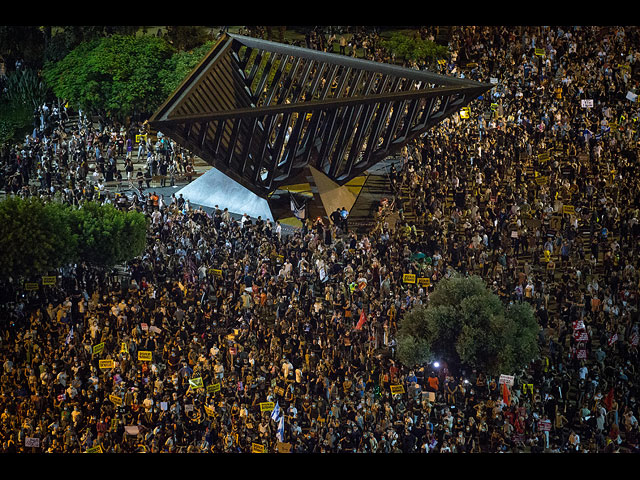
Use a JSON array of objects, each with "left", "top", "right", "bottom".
[
  {"left": 137, "top": 350, "right": 152, "bottom": 362},
  {"left": 277, "top": 442, "right": 292, "bottom": 453},
  {"left": 99, "top": 359, "right": 114, "bottom": 370},
  {"left": 402, "top": 273, "right": 416, "bottom": 284}
]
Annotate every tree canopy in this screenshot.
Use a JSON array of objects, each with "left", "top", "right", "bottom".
[
  {"left": 380, "top": 32, "right": 449, "bottom": 65},
  {"left": 0, "top": 196, "right": 77, "bottom": 280},
  {"left": 0, "top": 197, "right": 148, "bottom": 281},
  {"left": 396, "top": 274, "right": 540, "bottom": 376},
  {"left": 41, "top": 34, "right": 182, "bottom": 120}
]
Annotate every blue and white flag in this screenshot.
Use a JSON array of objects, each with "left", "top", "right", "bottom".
[
  {"left": 276, "top": 414, "right": 285, "bottom": 443},
  {"left": 270, "top": 401, "right": 281, "bottom": 422},
  {"left": 290, "top": 194, "right": 307, "bottom": 220},
  {"left": 65, "top": 327, "right": 74, "bottom": 345}
]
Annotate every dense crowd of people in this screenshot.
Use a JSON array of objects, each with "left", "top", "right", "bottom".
[{"left": 1, "top": 26, "right": 639, "bottom": 454}]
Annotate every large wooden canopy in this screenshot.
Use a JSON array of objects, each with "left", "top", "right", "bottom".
[{"left": 149, "top": 33, "right": 492, "bottom": 197}]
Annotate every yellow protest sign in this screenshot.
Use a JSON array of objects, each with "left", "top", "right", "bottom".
[
  {"left": 522, "top": 383, "right": 534, "bottom": 395},
  {"left": 24, "top": 282, "right": 39, "bottom": 291},
  {"left": 137, "top": 350, "right": 152, "bottom": 362},
  {"left": 535, "top": 48, "right": 545, "bottom": 56},
  {"left": 92, "top": 343, "right": 105, "bottom": 356},
  {"left": 207, "top": 383, "right": 221, "bottom": 394},
  {"left": 188, "top": 377, "right": 204, "bottom": 390},
  {"left": 417, "top": 277, "right": 431, "bottom": 287},
  {"left": 86, "top": 445, "right": 103, "bottom": 453},
  {"left": 537, "top": 152, "right": 550, "bottom": 162},
  {"left": 562, "top": 205, "right": 575, "bottom": 215},
  {"left": 120, "top": 342, "right": 128, "bottom": 354},
  {"left": 260, "top": 402, "right": 275, "bottom": 412},
  {"left": 135, "top": 134, "right": 147, "bottom": 144},
  {"left": 109, "top": 394, "right": 123, "bottom": 406},
  {"left": 459, "top": 109, "right": 469, "bottom": 119},
  {"left": 252, "top": 443, "right": 265, "bottom": 453},
  {"left": 402, "top": 273, "right": 416, "bottom": 284},
  {"left": 208, "top": 268, "right": 222, "bottom": 278},
  {"left": 99, "top": 359, "right": 114, "bottom": 370},
  {"left": 204, "top": 405, "right": 216, "bottom": 417},
  {"left": 535, "top": 176, "right": 549, "bottom": 186},
  {"left": 42, "top": 276, "right": 56, "bottom": 285},
  {"left": 390, "top": 385, "right": 405, "bottom": 395}
]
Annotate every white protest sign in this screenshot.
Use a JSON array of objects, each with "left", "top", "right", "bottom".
[
  {"left": 498, "top": 374, "right": 515, "bottom": 386},
  {"left": 25, "top": 437, "right": 40, "bottom": 448}
]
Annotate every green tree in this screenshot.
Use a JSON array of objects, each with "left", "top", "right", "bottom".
[
  {"left": 396, "top": 274, "right": 539, "bottom": 375},
  {"left": 0, "top": 197, "right": 148, "bottom": 280},
  {"left": 42, "top": 34, "right": 176, "bottom": 120},
  {"left": 0, "top": 98, "right": 33, "bottom": 149},
  {"left": 70, "top": 201, "right": 147, "bottom": 267},
  {"left": 381, "top": 32, "right": 449, "bottom": 65},
  {"left": 0, "top": 197, "right": 77, "bottom": 280},
  {"left": 158, "top": 41, "right": 215, "bottom": 99},
  {"left": 164, "top": 26, "right": 212, "bottom": 52}
]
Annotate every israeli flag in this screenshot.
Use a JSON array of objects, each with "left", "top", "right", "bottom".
[
  {"left": 276, "top": 415, "right": 285, "bottom": 443},
  {"left": 65, "top": 327, "right": 74, "bottom": 345},
  {"left": 290, "top": 194, "right": 307, "bottom": 220},
  {"left": 271, "top": 401, "right": 281, "bottom": 422}
]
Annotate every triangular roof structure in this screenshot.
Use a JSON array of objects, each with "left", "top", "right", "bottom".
[{"left": 149, "top": 33, "right": 493, "bottom": 198}]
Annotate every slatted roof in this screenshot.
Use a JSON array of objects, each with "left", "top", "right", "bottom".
[{"left": 149, "top": 33, "right": 493, "bottom": 197}]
